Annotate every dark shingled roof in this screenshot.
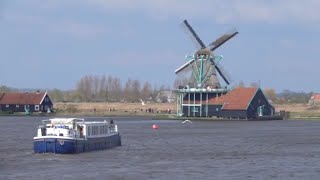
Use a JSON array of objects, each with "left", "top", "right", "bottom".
[
  {"left": 0, "top": 92, "right": 46, "bottom": 105},
  {"left": 208, "top": 87, "right": 258, "bottom": 110}
]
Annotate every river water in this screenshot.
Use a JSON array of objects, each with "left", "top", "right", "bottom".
[{"left": 1, "top": 116, "right": 320, "bottom": 180}]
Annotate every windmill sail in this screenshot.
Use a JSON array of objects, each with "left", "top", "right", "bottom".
[
  {"left": 175, "top": 19, "right": 237, "bottom": 88},
  {"left": 209, "top": 29, "right": 238, "bottom": 51},
  {"left": 175, "top": 59, "right": 195, "bottom": 74},
  {"left": 215, "top": 63, "right": 232, "bottom": 85},
  {"left": 181, "top": 20, "right": 206, "bottom": 49}
]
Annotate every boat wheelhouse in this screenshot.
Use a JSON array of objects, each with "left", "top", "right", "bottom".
[{"left": 33, "top": 118, "right": 121, "bottom": 154}]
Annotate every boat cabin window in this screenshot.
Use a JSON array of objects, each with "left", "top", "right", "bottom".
[
  {"left": 93, "top": 126, "right": 97, "bottom": 135},
  {"left": 86, "top": 124, "right": 108, "bottom": 137},
  {"left": 87, "top": 126, "right": 91, "bottom": 136},
  {"left": 55, "top": 125, "right": 69, "bottom": 129}
]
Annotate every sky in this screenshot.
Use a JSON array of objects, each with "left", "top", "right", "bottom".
[{"left": 0, "top": 0, "right": 320, "bottom": 92}]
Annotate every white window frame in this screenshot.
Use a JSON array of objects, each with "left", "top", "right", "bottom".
[{"left": 35, "top": 105, "right": 40, "bottom": 111}]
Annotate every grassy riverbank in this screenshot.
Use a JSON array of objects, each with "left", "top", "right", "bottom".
[
  {"left": 274, "top": 104, "right": 320, "bottom": 120},
  {"left": 53, "top": 102, "right": 320, "bottom": 120},
  {"left": 2, "top": 102, "right": 320, "bottom": 120},
  {"left": 53, "top": 102, "right": 175, "bottom": 116}
]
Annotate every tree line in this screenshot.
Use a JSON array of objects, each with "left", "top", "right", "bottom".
[
  {"left": 0, "top": 77, "right": 316, "bottom": 104},
  {"left": 72, "top": 75, "right": 170, "bottom": 102},
  {"left": 15, "top": 75, "right": 170, "bottom": 103}
]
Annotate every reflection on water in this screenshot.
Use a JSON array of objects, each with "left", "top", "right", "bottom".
[{"left": 1, "top": 116, "right": 320, "bottom": 179}]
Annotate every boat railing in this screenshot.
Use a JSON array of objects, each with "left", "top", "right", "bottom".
[{"left": 109, "top": 124, "right": 118, "bottom": 133}]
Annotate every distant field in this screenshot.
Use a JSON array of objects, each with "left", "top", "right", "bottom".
[
  {"left": 54, "top": 102, "right": 176, "bottom": 116},
  {"left": 53, "top": 102, "right": 320, "bottom": 118},
  {"left": 274, "top": 104, "right": 320, "bottom": 119}
]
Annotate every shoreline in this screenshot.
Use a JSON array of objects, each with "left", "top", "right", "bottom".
[
  {"left": 2, "top": 112, "right": 320, "bottom": 121},
  {"left": 1, "top": 102, "right": 320, "bottom": 120}
]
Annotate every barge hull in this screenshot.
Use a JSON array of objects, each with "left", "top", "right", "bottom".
[{"left": 33, "top": 134, "right": 121, "bottom": 154}]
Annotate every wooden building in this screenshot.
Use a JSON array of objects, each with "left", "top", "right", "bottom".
[
  {"left": 0, "top": 91, "right": 53, "bottom": 113},
  {"left": 175, "top": 87, "right": 228, "bottom": 117},
  {"left": 309, "top": 93, "right": 320, "bottom": 106},
  {"left": 180, "top": 87, "right": 275, "bottom": 119}
]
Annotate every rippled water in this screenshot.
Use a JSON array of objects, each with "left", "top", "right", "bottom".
[{"left": 1, "top": 116, "right": 320, "bottom": 179}]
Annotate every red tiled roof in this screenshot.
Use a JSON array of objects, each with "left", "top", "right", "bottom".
[
  {"left": 0, "top": 92, "right": 46, "bottom": 105},
  {"left": 208, "top": 87, "right": 258, "bottom": 110},
  {"left": 310, "top": 94, "right": 320, "bottom": 101}
]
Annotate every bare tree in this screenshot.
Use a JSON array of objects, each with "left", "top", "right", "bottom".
[
  {"left": 157, "top": 84, "right": 171, "bottom": 91},
  {"left": 141, "top": 81, "right": 153, "bottom": 101},
  {"left": 237, "top": 80, "right": 245, "bottom": 87},
  {"left": 109, "top": 76, "right": 122, "bottom": 102},
  {"left": 99, "top": 75, "right": 107, "bottom": 101},
  {"left": 173, "top": 76, "right": 190, "bottom": 88},
  {"left": 48, "top": 89, "right": 64, "bottom": 102},
  {"left": 105, "top": 75, "right": 113, "bottom": 101},
  {"left": 74, "top": 75, "right": 162, "bottom": 102},
  {"left": 249, "top": 82, "right": 259, "bottom": 88},
  {"left": 113, "top": 77, "right": 122, "bottom": 102},
  {"left": 0, "top": 85, "right": 12, "bottom": 93},
  {"left": 263, "top": 88, "right": 277, "bottom": 102},
  {"left": 131, "top": 79, "right": 141, "bottom": 102},
  {"left": 123, "top": 78, "right": 133, "bottom": 102},
  {"left": 93, "top": 75, "right": 100, "bottom": 99},
  {"left": 76, "top": 75, "right": 98, "bottom": 101}
]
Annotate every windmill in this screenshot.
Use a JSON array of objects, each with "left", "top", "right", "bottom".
[{"left": 175, "top": 19, "right": 238, "bottom": 89}]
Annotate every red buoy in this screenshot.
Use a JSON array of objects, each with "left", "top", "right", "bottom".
[{"left": 152, "top": 124, "right": 158, "bottom": 129}]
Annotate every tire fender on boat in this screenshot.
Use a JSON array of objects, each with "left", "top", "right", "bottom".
[{"left": 59, "top": 140, "right": 64, "bottom": 146}]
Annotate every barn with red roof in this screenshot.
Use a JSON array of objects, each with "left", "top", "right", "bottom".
[
  {"left": 180, "top": 87, "right": 275, "bottom": 119},
  {"left": 0, "top": 91, "right": 53, "bottom": 113},
  {"left": 309, "top": 93, "right": 320, "bottom": 105}
]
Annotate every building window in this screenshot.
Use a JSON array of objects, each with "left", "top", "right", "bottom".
[
  {"left": 35, "top": 105, "right": 39, "bottom": 111},
  {"left": 16, "top": 105, "right": 19, "bottom": 108},
  {"left": 192, "top": 107, "right": 199, "bottom": 113}
]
